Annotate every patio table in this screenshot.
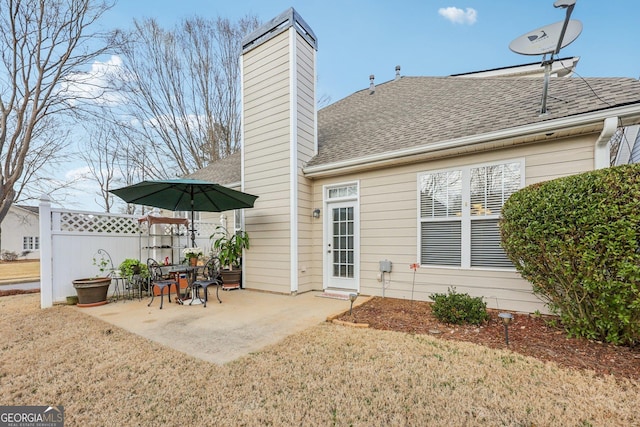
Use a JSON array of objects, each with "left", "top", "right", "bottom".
[{"left": 163, "top": 265, "right": 201, "bottom": 304}]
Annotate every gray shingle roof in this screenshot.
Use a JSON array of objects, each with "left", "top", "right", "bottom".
[
  {"left": 308, "top": 76, "right": 640, "bottom": 167},
  {"left": 185, "top": 151, "right": 241, "bottom": 185},
  {"left": 190, "top": 75, "right": 640, "bottom": 182}
]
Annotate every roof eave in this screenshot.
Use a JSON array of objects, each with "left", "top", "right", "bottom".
[{"left": 303, "top": 104, "right": 640, "bottom": 178}]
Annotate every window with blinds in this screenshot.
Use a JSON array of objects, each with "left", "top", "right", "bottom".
[
  {"left": 421, "top": 222, "right": 461, "bottom": 266},
  {"left": 420, "top": 170, "right": 462, "bottom": 266},
  {"left": 419, "top": 160, "right": 521, "bottom": 269},
  {"left": 469, "top": 163, "right": 520, "bottom": 267}
]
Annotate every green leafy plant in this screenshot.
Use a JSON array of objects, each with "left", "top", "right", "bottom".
[
  {"left": 211, "top": 226, "right": 249, "bottom": 270},
  {"left": 429, "top": 287, "right": 489, "bottom": 325},
  {"left": 92, "top": 249, "right": 114, "bottom": 278},
  {"left": 118, "top": 258, "right": 149, "bottom": 279},
  {"left": 500, "top": 164, "right": 640, "bottom": 345}
]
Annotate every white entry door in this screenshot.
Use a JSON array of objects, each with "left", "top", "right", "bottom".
[{"left": 325, "top": 201, "right": 358, "bottom": 291}]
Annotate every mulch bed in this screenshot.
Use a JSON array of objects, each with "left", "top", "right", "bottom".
[
  {"left": 336, "top": 296, "right": 640, "bottom": 381},
  {"left": 0, "top": 289, "right": 40, "bottom": 297}
]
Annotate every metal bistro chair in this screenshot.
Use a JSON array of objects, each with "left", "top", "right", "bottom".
[
  {"left": 190, "top": 257, "right": 223, "bottom": 307},
  {"left": 147, "top": 259, "right": 179, "bottom": 309}
]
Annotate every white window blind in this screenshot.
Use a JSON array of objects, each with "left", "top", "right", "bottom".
[
  {"left": 470, "top": 219, "right": 512, "bottom": 267},
  {"left": 421, "top": 221, "right": 461, "bottom": 266},
  {"left": 420, "top": 170, "right": 462, "bottom": 218}
]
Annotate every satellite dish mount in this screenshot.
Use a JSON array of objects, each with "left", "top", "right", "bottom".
[{"left": 509, "top": 0, "right": 581, "bottom": 114}]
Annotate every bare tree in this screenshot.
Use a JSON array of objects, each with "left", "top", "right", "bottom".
[
  {"left": 80, "top": 114, "right": 150, "bottom": 215},
  {"left": 114, "top": 15, "right": 259, "bottom": 178},
  {"left": 79, "top": 121, "right": 122, "bottom": 212},
  {"left": 0, "top": 0, "right": 116, "bottom": 224}
]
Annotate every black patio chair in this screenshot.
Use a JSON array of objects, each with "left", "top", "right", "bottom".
[
  {"left": 147, "top": 259, "right": 179, "bottom": 309},
  {"left": 190, "top": 257, "right": 223, "bottom": 307}
]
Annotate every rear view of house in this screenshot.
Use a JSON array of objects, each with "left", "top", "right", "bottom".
[{"left": 192, "top": 8, "right": 640, "bottom": 313}]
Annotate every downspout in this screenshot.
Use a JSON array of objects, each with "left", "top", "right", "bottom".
[{"left": 594, "top": 117, "right": 618, "bottom": 169}]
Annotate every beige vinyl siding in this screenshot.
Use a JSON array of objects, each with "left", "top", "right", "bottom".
[
  {"left": 524, "top": 134, "right": 595, "bottom": 183},
  {"left": 243, "top": 30, "right": 292, "bottom": 294},
  {"left": 295, "top": 31, "right": 316, "bottom": 293},
  {"left": 309, "top": 134, "right": 596, "bottom": 313}
]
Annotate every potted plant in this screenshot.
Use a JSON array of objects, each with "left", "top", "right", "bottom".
[
  {"left": 182, "top": 247, "right": 203, "bottom": 266},
  {"left": 72, "top": 249, "right": 114, "bottom": 307},
  {"left": 118, "top": 258, "right": 149, "bottom": 279},
  {"left": 211, "top": 226, "right": 249, "bottom": 289}
]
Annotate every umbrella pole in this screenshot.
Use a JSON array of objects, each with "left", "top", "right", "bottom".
[{"left": 190, "top": 190, "right": 196, "bottom": 248}]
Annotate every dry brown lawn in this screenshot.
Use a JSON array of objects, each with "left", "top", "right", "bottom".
[
  {"left": 1, "top": 293, "right": 639, "bottom": 426},
  {"left": 0, "top": 259, "right": 39, "bottom": 282}
]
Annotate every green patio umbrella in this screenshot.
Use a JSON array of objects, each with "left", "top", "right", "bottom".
[{"left": 110, "top": 179, "right": 258, "bottom": 247}]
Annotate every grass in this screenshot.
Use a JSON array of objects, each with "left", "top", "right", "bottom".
[
  {"left": 1, "top": 293, "right": 639, "bottom": 426},
  {"left": 0, "top": 260, "right": 39, "bottom": 282}
]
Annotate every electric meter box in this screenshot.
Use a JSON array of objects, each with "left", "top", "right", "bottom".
[{"left": 379, "top": 260, "right": 392, "bottom": 273}]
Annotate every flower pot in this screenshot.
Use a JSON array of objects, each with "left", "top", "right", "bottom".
[
  {"left": 221, "top": 269, "right": 241, "bottom": 290},
  {"left": 189, "top": 257, "right": 198, "bottom": 267},
  {"left": 72, "top": 277, "right": 111, "bottom": 307}
]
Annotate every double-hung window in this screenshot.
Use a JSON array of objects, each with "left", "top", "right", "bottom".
[{"left": 419, "top": 160, "right": 522, "bottom": 269}]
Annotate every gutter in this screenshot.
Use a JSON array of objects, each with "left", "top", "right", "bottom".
[
  {"left": 304, "top": 104, "right": 640, "bottom": 178},
  {"left": 594, "top": 117, "right": 618, "bottom": 169}
]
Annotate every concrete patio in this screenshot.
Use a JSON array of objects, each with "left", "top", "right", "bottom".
[{"left": 78, "top": 289, "right": 365, "bottom": 365}]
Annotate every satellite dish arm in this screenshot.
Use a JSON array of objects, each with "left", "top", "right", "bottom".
[{"left": 553, "top": 0, "right": 576, "bottom": 56}]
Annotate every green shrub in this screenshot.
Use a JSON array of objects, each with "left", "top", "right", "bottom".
[
  {"left": 430, "top": 287, "right": 489, "bottom": 325},
  {"left": 500, "top": 164, "right": 640, "bottom": 345}
]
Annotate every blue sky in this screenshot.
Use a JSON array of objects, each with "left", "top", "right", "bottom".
[{"left": 103, "top": 0, "right": 640, "bottom": 105}]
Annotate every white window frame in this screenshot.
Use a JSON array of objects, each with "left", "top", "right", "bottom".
[
  {"left": 417, "top": 158, "right": 524, "bottom": 270},
  {"left": 22, "top": 236, "right": 39, "bottom": 250}
]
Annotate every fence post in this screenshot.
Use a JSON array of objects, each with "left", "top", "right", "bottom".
[{"left": 39, "top": 195, "right": 53, "bottom": 308}]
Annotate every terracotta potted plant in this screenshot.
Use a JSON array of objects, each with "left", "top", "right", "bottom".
[
  {"left": 73, "top": 250, "right": 113, "bottom": 307},
  {"left": 211, "top": 226, "right": 249, "bottom": 290},
  {"left": 182, "top": 247, "right": 203, "bottom": 266}
]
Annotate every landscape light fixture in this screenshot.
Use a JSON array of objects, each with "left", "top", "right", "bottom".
[
  {"left": 349, "top": 293, "right": 358, "bottom": 315},
  {"left": 498, "top": 312, "right": 514, "bottom": 345}
]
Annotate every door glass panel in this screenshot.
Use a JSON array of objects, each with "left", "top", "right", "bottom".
[{"left": 331, "top": 206, "right": 355, "bottom": 279}]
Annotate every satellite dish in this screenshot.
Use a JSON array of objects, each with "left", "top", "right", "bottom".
[{"left": 509, "top": 20, "right": 582, "bottom": 56}]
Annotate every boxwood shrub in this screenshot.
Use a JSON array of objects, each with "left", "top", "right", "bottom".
[
  {"left": 500, "top": 164, "right": 640, "bottom": 345},
  {"left": 430, "top": 287, "right": 489, "bottom": 325}
]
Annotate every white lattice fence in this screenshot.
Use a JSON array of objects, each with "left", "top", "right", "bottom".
[{"left": 57, "top": 211, "right": 140, "bottom": 234}]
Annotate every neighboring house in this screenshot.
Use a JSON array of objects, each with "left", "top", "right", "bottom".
[
  {"left": 190, "top": 8, "right": 640, "bottom": 312},
  {"left": 0, "top": 205, "right": 40, "bottom": 260}
]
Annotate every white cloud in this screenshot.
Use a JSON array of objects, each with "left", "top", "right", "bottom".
[
  {"left": 60, "top": 55, "right": 126, "bottom": 105},
  {"left": 438, "top": 7, "right": 478, "bottom": 25},
  {"left": 65, "top": 166, "right": 91, "bottom": 182}
]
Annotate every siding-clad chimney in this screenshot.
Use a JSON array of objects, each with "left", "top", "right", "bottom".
[{"left": 240, "top": 9, "right": 318, "bottom": 294}]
